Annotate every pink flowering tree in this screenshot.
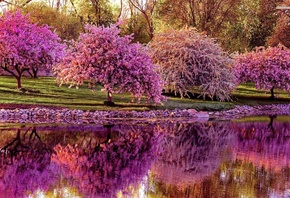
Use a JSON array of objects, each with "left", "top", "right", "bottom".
[
  {"left": 148, "top": 29, "right": 237, "bottom": 102},
  {"left": 54, "top": 24, "right": 164, "bottom": 105},
  {"left": 0, "top": 11, "right": 65, "bottom": 88},
  {"left": 233, "top": 46, "right": 290, "bottom": 99}
]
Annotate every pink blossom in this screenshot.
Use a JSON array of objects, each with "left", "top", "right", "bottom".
[
  {"left": 0, "top": 11, "right": 65, "bottom": 88},
  {"left": 54, "top": 24, "right": 165, "bottom": 104}
]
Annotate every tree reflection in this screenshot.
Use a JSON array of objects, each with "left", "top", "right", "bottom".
[
  {"left": 233, "top": 117, "right": 290, "bottom": 171},
  {"left": 152, "top": 122, "right": 233, "bottom": 187},
  {"left": 149, "top": 119, "right": 290, "bottom": 197},
  {"left": 0, "top": 118, "right": 289, "bottom": 198},
  {"left": 0, "top": 126, "right": 59, "bottom": 197},
  {"left": 0, "top": 124, "right": 161, "bottom": 197},
  {"left": 52, "top": 124, "right": 161, "bottom": 197}
]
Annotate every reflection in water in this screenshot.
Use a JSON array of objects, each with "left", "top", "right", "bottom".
[
  {"left": 0, "top": 124, "right": 161, "bottom": 197},
  {"left": 152, "top": 122, "right": 233, "bottom": 186},
  {"left": 52, "top": 124, "right": 161, "bottom": 197},
  {"left": 0, "top": 117, "right": 289, "bottom": 197},
  {"left": 233, "top": 117, "right": 290, "bottom": 171},
  {"left": 150, "top": 122, "right": 234, "bottom": 198},
  {"left": 0, "top": 126, "right": 60, "bottom": 197}
]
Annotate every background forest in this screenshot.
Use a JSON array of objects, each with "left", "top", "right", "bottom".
[{"left": 0, "top": 0, "right": 289, "bottom": 53}]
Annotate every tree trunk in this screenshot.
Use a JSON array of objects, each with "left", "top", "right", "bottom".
[
  {"left": 17, "top": 77, "right": 22, "bottom": 89},
  {"left": 108, "top": 91, "right": 112, "bottom": 102},
  {"left": 104, "top": 91, "right": 115, "bottom": 106},
  {"left": 270, "top": 86, "right": 275, "bottom": 99},
  {"left": 32, "top": 68, "right": 38, "bottom": 78}
]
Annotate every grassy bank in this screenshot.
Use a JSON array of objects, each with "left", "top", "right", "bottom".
[{"left": 0, "top": 76, "right": 289, "bottom": 111}]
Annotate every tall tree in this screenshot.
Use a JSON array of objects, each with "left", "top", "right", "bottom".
[
  {"left": 68, "top": 0, "right": 114, "bottom": 26},
  {"left": 127, "top": 0, "right": 156, "bottom": 39},
  {"left": 22, "top": 2, "right": 82, "bottom": 41},
  {"left": 220, "top": 0, "right": 280, "bottom": 52},
  {"left": 156, "top": 0, "right": 280, "bottom": 52},
  {"left": 156, "top": 0, "right": 240, "bottom": 37}
]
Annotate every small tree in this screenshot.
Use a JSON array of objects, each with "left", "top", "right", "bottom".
[
  {"left": 233, "top": 46, "right": 290, "bottom": 99},
  {"left": 0, "top": 11, "right": 65, "bottom": 88},
  {"left": 54, "top": 24, "right": 164, "bottom": 105},
  {"left": 148, "top": 29, "right": 237, "bottom": 101}
]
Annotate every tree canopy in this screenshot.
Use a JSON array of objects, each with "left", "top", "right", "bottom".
[
  {"left": 0, "top": 11, "right": 65, "bottom": 88},
  {"left": 54, "top": 24, "right": 165, "bottom": 104},
  {"left": 233, "top": 46, "right": 290, "bottom": 98}
]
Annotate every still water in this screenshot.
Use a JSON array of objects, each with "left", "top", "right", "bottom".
[{"left": 0, "top": 116, "right": 289, "bottom": 198}]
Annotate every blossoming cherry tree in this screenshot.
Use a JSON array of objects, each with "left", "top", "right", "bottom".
[
  {"left": 54, "top": 24, "right": 164, "bottom": 104},
  {"left": 0, "top": 11, "right": 65, "bottom": 88}
]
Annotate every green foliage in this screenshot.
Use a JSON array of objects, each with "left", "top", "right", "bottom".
[
  {"left": 1, "top": 76, "right": 290, "bottom": 111},
  {"left": 120, "top": 14, "right": 151, "bottom": 44},
  {"left": 0, "top": 76, "right": 234, "bottom": 111},
  {"left": 22, "top": 2, "right": 82, "bottom": 41},
  {"left": 69, "top": 0, "right": 115, "bottom": 26},
  {"left": 220, "top": 0, "right": 278, "bottom": 52}
]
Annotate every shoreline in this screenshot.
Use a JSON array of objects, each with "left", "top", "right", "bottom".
[
  {"left": 0, "top": 107, "right": 209, "bottom": 124},
  {"left": 0, "top": 103, "right": 290, "bottom": 124}
]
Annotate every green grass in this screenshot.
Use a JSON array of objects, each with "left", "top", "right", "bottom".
[
  {"left": 0, "top": 76, "right": 289, "bottom": 111},
  {"left": 232, "top": 82, "right": 290, "bottom": 106},
  {"left": 233, "top": 115, "right": 290, "bottom": 123}
]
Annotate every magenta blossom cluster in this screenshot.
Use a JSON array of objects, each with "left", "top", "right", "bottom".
[
  {"left": 233, "top": 46, "right": 290, "bottom": 94},
  {"left": 54, "top": 24, "right": 165, "bottom": 104},
  {"left": 0, "top": 11, "right": 65, "bottom": 88}
]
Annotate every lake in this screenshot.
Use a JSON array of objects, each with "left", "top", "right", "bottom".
[{"left": 0, "top": 116, "right": 289, "bottom": 198}]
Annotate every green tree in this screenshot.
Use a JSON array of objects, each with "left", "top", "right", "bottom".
[
  {"left": 127, "top": 0, "right": 156, "bottom": 39},
  {"left": 68, "top": 0, "right": 114, "bottom": 26},
  {"left": 156, "top": 0, "right": 240, "bottom": 37},
  {"left": 22, "top": 2, "right": 82, "bottom": 41},
  {"left": 220, "top": 0, "right": 279, "bottom": 52},
  {"left": 121, "top": 12, "right": 151, "bottom": 44}
]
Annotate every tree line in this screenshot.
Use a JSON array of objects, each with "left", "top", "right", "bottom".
[
  {"left": 1, "top": 1, "right": 290, "bottom": 104},
  {"left": 1, "top": 0, "right": 289, "bottom": 52}
]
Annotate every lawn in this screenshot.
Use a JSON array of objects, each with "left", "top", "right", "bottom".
[{"left": 0, "top": 76, "right": 289, "bottom": 111}]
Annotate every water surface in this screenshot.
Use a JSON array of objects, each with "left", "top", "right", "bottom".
[{"left": 0, "top": 116, "right": 289, "bottom": 198}]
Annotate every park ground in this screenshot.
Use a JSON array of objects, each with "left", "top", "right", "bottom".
[{"left": 1, "top": 76, "right": 290, "bottom": 112}]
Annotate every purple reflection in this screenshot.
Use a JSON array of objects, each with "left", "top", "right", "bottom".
[
  {"left": 51, "top": 124, "right": 161, "bottom": 197},
  {"left": 0, "top": 124, "right": 161, "bottom": 197},
  {"left": 153, "top": 122, "right": 233, "bottom": 186},
  {"left": 0, "top": 127, "right": 60, "bottom": 197},
  {"left": 233, "top": 117, "right": 290, "bottom": 170}
]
